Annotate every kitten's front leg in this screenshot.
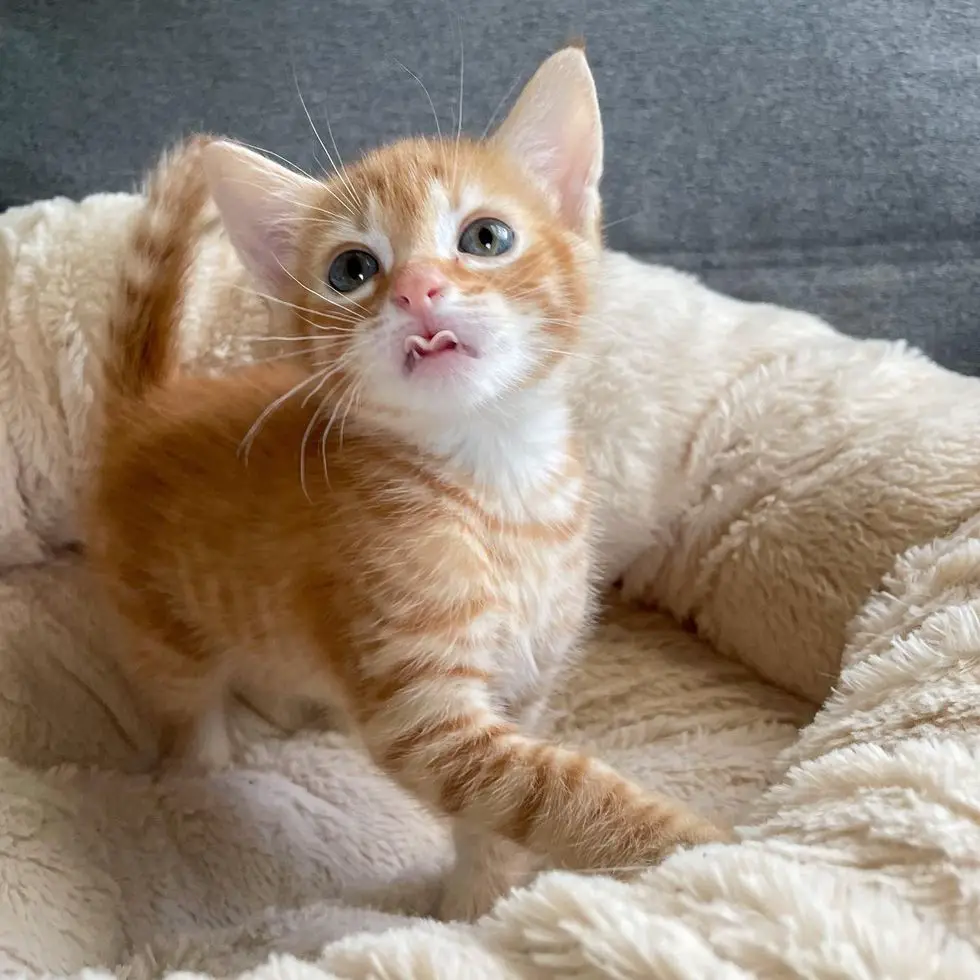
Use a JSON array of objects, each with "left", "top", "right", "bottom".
[
  {"left": 438, "top": 823, "right": 536, "bottom": 922},
  {"left": 159, "top": 701, "right": 235, "bottom": 772},
  {"left": 438, "top": 696, "right": 546, "bottom": 923},
  {"left": 115, "top": 632, "right": 235, "bottom": 773},
  {"left": 357, "top": 664, "right": 728, "bottom": 920}
]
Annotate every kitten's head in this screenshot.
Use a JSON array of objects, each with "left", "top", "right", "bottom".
[{"left": 203, "top": 46, "right": 602, "bottom": 419}]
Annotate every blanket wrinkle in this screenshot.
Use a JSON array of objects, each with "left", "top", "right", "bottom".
[{"left": 1, "top": 192, "right": 980, "bottom": 977}]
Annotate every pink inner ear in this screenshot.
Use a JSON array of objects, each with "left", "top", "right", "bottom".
[
  {"left": 551, "top": 114, "right": 603, "bottom": 231},
  {"left": 230, "top": 212, "right": 302, "bottom": 294},
  {"left": 203, "top": 140, "right": 320, "bottom": 295},
  {"left": 492, "top": 49, "right": 603, "bottom": 235}
]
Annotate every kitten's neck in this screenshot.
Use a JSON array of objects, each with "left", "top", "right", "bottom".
[{"left": 377, "top": 380, "right": 575, "bottom": 508}]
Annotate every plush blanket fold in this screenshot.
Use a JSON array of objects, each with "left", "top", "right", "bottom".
[{"left": 1, "top": 192, "right": 979, "bottom": 979}]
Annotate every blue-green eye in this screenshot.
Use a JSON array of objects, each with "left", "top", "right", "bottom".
[
  {"left": 327, "top": 249, "right": 380, "bottom": 293},
  {"left": 458, "top": 218, "right": 515, "bottom": 257}
]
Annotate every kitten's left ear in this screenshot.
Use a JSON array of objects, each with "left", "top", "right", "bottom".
[
  {"left": 202, "top": 140, "right": 321, "bottom": 295},
  {"left": 492, "top": 46, "right": 603, "bottom": 238}
]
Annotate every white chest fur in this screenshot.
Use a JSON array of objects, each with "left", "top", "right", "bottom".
[{"left": 382, "top": 381, "right": 594, "bottom": 722}]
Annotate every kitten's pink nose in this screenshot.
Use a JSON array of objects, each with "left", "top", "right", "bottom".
[{"left": 392, "top": 266, "right": 447, "bottom": 313}]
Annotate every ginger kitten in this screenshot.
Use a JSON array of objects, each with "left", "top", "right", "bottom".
[{"left": 88, "top": 47, "right": 726, "bottom": 922}]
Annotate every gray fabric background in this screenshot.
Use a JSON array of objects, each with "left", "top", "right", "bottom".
[{"left": 2, "top": 0, "right": 978, "bottom": 372}]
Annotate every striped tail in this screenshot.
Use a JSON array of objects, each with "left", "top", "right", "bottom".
[{"left": 103, "top": 135, "right": 212, "bottom": 401}]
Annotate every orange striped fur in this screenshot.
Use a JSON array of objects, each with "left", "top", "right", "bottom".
[
  {"left": 87, "top": 48, "right": 727, "bottom": 923},
  {"left": 104, "top": 134, "right": 212, "bottom": 400}
]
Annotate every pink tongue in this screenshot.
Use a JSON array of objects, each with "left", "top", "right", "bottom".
[
  {"left": 407, "top": 329, "right": 459, "bottom": 356},
  {"left": 428, "top": 331, "right": 458, "bottom": 353}
]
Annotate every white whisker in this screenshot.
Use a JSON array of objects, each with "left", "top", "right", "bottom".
[
  {"left": 232, "top": 140, "right": 314, "bottom": 179},
  {"left": 337, "top": 377, "right": 362, "bottom": 450},
  {"left": 234, "top": 285, "right": 361, "bottom": 327},
  {"left": 242, "top": 333, "right": 352, "bottom": 343},
  {"left": 480, "top": 69, "right": 526, "bottom": 139},
  {"left": 601, "top": 216, "right": 632, "bottom": 232},
  {"left": 292, "top": 68, "right": 358, "bottom": 215},
  {"left": 273, "top": 256, "right": 371, "bottom": 318},
  {"left": 298, "top": 356, "right": 354, "bottom": 498},
  {"left": 452, "top": 14, "right": 465, "bottom": 187},
  {"left": 317, "top": 374, "right": 356, "bottom": 486},
  {"left": 296, "top": 313, "right": 360, "bottom": 335},
  {"left": 540, "top": 348, "right": 594, "bottom": 363},
  {"left": 318, "top": 369, "right": 362, "bottom": 481},
  {"left": 392, "top": 59, "right": 443, "bottom": 141},
  {"left": 238, "top": 369, "right": 323, "bottom": 461},
  {"left": 299, "top": 398, "right": 329, "bottom": 501},
  {"left": 300, "top": 359, "right": 350, "bottom": 409},
  {"left": 247, "top": 346, "right": 341, "bottom": 367},
  {"left": 288, "top": 212, "right": 356, "bottom": 226},
  {"left": 220, "top": 179, "right": 346, "bottom": 222},
  {"left": 318, "top": 97, "right": 363, "bottom": 210}
]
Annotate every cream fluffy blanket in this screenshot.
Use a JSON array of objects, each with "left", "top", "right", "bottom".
[{"left": 1, "top": 193, "right": 979, "bottom": 978}]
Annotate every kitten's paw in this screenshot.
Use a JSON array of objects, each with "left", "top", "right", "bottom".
[
  {"left": 437, "top": 855, "right": 534, "bottom": 923},
  {"left": 618, "top": 552, "right": 661, "bottom": 606},
  {"left": 617, "top": 814, "right": 732, "bottom": 880},
  {"left": 437, "top": 874, "right": 510, "bottom": 923},
  {"left": 673, "top": 814, "right": 733, "bottom": 848},
  {"left": 158, "top": 708, "right": 235, "bottom": 774},
  {"left": 187, "top": 727, "right": 234, "bottom": 770}
]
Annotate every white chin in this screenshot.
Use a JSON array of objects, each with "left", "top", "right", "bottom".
[
  {"left": 398, "top": 361, "right": 501, "bottom": 413},
  {"left": 403, "top": 349, "right": 474, "bottom": 378},
  {"left": 360, "top": 341, "right": 526, "bottom": 417}
]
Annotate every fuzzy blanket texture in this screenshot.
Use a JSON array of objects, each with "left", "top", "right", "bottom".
[{"left": 0, "top": 193, "right": 979, "bottom": 978}]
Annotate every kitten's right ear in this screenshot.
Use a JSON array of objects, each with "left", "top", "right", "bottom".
[
  {"left": 202, "top": 140, "right": 320, "bottom": 293},
  {"left": 492, "top": 46, "right": 603, "bottom": 238}
]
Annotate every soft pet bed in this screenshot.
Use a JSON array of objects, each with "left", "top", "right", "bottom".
[{"left": 0, "top": 193, "right": 978, "bottom": 978}]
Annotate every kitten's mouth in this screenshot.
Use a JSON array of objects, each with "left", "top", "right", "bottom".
[{"left": 403, "top": 330, "right": 476, "bottom": 372}]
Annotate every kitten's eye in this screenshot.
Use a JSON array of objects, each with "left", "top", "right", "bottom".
[
  {"left": 326, "top": 249, "right": 380, "bottom": 293},
  {"left": 458, "top": 218, "right": 515, "bottom": 258}
]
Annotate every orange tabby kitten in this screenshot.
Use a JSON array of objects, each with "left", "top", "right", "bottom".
[{"left": 88, "top": 47, "right": 727, "bottom": 922}]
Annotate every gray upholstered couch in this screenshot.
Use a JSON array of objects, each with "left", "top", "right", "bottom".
[{"left": 2, "top": 0, "right": 978, "bottom": 373}]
